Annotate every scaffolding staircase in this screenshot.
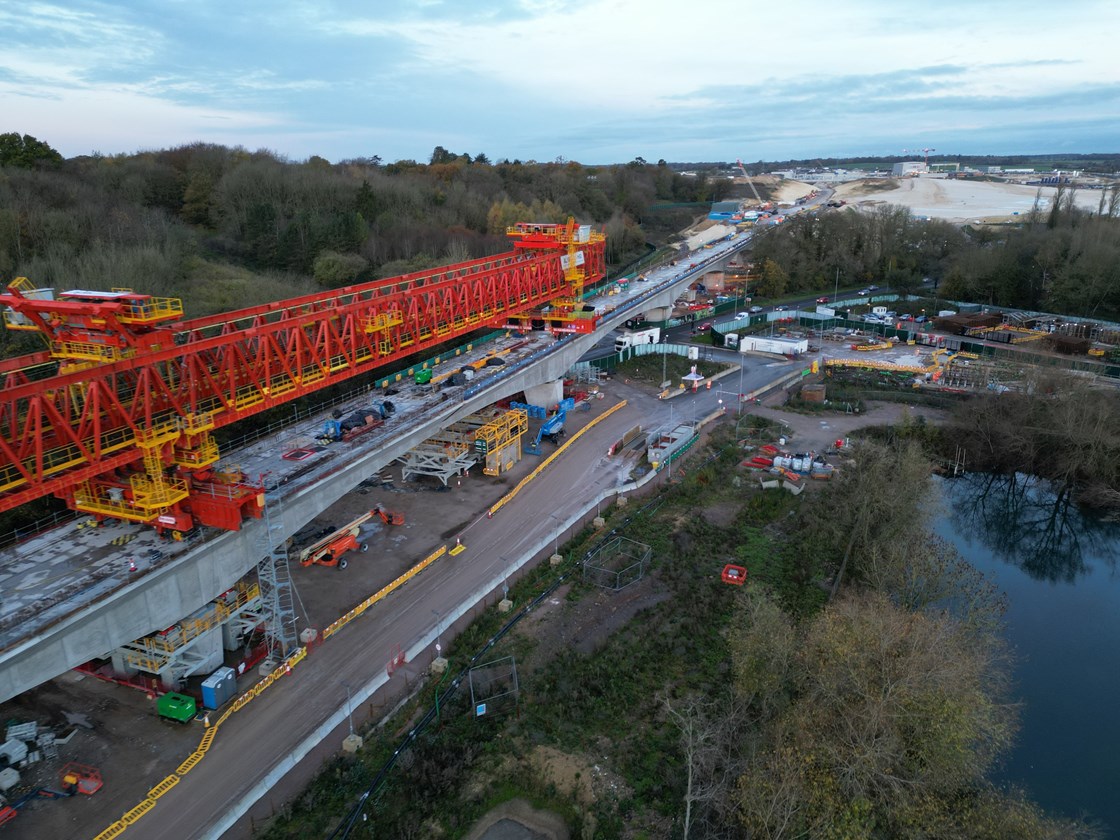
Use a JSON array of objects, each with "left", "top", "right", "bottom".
[
  {"left": 474, "top": 409, "right": 528, "bottom": 476},
  {"left": 255, "top": 489, "right": 298, "bottom": 663}
]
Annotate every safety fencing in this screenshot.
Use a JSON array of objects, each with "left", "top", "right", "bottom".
[
  {"left": 488, "top": 400, "right": 628, "bottom": 518},
  {"left": 93, "top": 544, "right": 448, "bottom": 840},
  {"left": 826, "top": 358, "right": 927, "bottom": 373}
]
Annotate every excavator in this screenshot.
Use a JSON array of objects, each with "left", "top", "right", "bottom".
[{"left": 291, "top": 507, "right": 404, "bottom": 570}]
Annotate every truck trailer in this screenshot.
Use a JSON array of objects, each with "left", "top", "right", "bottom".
[{"left": 614, "top": 327, "right": 661, "bottom": 351}]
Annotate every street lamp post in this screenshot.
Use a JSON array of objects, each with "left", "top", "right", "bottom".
[
  {"left": 738, "top": 362, "right": 746, "bottom": 416},
  {"left": 342, "top": 681, "right": 354, "bottom": 736},
  {"left": 431, "top": 609, "right": 442, "bottom": 655},
  {"left": 549, "top": 513, "right": 562, "bottom": 559}
]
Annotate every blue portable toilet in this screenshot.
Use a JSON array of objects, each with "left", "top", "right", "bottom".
[{"left": 200, "top": 666, "right": 237, "bottom": 710}]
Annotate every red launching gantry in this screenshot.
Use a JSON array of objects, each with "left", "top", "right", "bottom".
[{"left": 0, "top": 221, "right": 606, "bottom": 536}]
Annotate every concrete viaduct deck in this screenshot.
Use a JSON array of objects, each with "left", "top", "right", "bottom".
[{"left": 0, "top": 233, "right": 751, "bottom": 702}]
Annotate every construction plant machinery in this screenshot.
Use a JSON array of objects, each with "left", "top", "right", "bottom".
[
  {"left": 526, "top": 398, "right": 574, "bottom": 455},
  {"left": 0, "top": 219, "right": 605, "bottom": 537},
  {"left": 736, "top": 158, "right": 770, "bottom": 210},
  {"left": 292, "top": 508, "right": 404, "bottom": 570},
  {"left": 0, "top": 763, "right": 103, "bottom": 827}
]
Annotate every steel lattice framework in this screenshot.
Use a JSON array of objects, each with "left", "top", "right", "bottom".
[{"left": 0, "top": 222, "right": 606, "bottom": 532}]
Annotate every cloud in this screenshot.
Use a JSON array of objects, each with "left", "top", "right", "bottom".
[
  {"left": 2, "top": 0, "right": 1119, "bottom": 162},
  {"left": 1, "top": 82, "right": 284, "bottom": 156},
  {"left": 0, "top": 3, "right": 160, "bottom": 83}
]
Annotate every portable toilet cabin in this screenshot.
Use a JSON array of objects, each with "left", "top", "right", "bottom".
[{"left": 200, "top": 667, "right": 237, "bottom": 710}]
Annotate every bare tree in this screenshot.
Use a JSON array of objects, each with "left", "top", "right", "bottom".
[{"left": 662, "top": 694, "right": 722, "bottom": 840}]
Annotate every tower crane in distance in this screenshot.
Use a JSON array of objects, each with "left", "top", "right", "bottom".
[
  {"left": 902, "top": 148, "right": 937, "bottom": 165},
  {"left": 735, "top": 158, "right": 767, "bottom": 208}
]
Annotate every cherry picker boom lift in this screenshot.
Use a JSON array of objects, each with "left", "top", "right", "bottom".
[{"left": 293, "top": 508, "right": 403, "bottom": 569}]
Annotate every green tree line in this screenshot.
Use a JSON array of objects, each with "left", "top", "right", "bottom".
[{"left": 0, "top": 136, "right": 734, "bottom": 321}]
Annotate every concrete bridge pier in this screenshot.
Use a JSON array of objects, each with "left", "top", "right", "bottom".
[
  {"left": 522, "top": 380, "right": 564, "bottom": 409},
  {"left": 110, "top": 651, "right": 138, "bottom": 678}
]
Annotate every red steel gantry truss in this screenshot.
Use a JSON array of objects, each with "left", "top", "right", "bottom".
[{"left": 0, "top": 221, "right": 606, "bottom": 535}]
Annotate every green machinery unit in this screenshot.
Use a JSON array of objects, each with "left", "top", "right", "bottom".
[{"left": 157, "top": 691, "right": 197, "bottom": 723}]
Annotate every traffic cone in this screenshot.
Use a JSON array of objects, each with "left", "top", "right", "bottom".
[{"left": 128, "top": 558, "right": 137, "bottom": 573}]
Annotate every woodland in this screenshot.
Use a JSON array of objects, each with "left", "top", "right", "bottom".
[{"left": 0, "top": 135, "right": 714, "bottom": 330}]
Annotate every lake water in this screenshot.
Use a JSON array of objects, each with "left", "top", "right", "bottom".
[{"left": 934, "top": 474, "right": 1120, "bottom": 835}]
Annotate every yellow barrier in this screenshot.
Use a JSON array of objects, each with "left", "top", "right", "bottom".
[
  {"left": 122, "top": 799, "right": 157, "bottom": 824},
  {"left": 825, "top": 359, "right": 926, "bottom": 373},
  {"left": 323, "top": 544, "right": 447, "bottom": 640},
  {"left": 176, "top": 749, "right": 207, "bottom": 776},
  {"left": 146, "top": 775, "right": 179, "bottom": 799},
  {"left": 489, "top": 400, "right": 628, "bottom": 517}
]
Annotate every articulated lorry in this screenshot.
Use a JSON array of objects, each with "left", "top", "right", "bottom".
[{"left": 614, "top": 327, "right": 661, "bottom": 351}]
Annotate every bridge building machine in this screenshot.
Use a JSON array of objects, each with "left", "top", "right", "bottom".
[
  {"left": 0, "top": 221, "right": 605, "bottom": 673},
  {"left": 0, "top": 220, "right": 605, "bottom": 535}
]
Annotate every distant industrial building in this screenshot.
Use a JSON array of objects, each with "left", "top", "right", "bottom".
[
  {"left": 891, "top": 161, "right": 927, "bottom": 177},
  {"left": 708, "top": 200, "right": 741, "bottom": 221},
  {"left": 770, "top": 169, "right": 868, "bottom": 183}
]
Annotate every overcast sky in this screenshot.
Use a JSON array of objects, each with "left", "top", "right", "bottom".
[{"left": 4, "top": 0, "right": 1118, "bottom": 165}]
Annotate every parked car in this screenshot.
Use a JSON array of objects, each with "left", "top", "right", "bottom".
[{"left": 816, "top": 296, "right": 830, "bottom": 303}]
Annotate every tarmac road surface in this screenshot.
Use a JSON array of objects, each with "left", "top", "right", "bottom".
[{"left": 121, "top": 391, "right": 657, "bottom": 840}]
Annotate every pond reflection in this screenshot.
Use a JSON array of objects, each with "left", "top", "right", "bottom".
[{"left": 945, "top": 472, "right": 1120, "bottom": 582}]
